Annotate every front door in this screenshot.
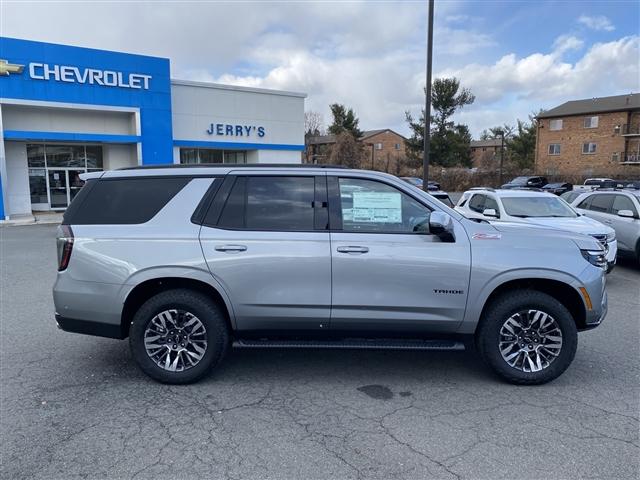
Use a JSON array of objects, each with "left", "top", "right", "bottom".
[
  {"left": 199, "top": 174, "right": 331, "bottom": 333},
  {"left": 47, "top": 169, "right": 68, "bottom": 209},
  {"left": 329, "top": 176, "right": 471, "bottom": 334}
]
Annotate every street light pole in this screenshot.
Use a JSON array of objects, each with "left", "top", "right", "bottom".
[
  {"left": 499, "top": 131, "right": 505, "bottom": 186},
  {"left": 422, "top": 0, "right": 434, "bottom": 190}
]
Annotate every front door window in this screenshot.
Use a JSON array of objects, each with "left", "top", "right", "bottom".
[{"left": 48, "top": 170, "right": 68, "bottom": 209}]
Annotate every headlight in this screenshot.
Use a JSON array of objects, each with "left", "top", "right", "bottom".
[
  {"left": 581, "top": 249, "right": 607, "bottom": 269},
  {"left": 606, "top": 231, "right": 616, "bottom": 242}
]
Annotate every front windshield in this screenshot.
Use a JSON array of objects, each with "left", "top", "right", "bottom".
[{"left": 501, "top": 196, "right": 577, "bottom": 218}]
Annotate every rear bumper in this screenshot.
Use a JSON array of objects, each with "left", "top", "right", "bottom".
[{"left": 55, "top": 313, "right": 125, "bottom": 339}]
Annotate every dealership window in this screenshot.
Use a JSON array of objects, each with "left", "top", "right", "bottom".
[
  {"left": 549, "top": 119, "right": 563, "bottom": 131},
  {"left": 583, "top": 116, "right": 599, "bottom": 129},
  {"left": 27, "top": 144, "right": 103, "bottom": 207},
  {"left": 179, "top": 148, "right": 247, "bottom": 164},
  {"left": 582, "top": 142, "right": 597, "bottom": 154},
  {"left": 548, "top": 144, "right": 561, "bottom": 155}
]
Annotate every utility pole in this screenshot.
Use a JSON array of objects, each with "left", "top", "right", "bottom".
[
  {"left": 422, "top": 0, "right": 434, "bottom": 190},
  {"left": 498, "top": 130, "right": 505, "bottom": 186}
]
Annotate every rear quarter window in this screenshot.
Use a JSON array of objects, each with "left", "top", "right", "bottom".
[{"left": 63, "top": 177, "right": 191, "bottom": 225}]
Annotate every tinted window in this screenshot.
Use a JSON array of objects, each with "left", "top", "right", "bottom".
[
  {"left": 484, "top": 196, "right": 499, "bottom": 213},
  {"left": 63, "top": 177, "right": 190, "bottom": 225},
  {"left": 468, "top": 194, "right": 486, "bottom": 213},
  {"left": 588, "top": 194, "right": 614, "bottom": 213},
  {"left": 577, "top": 195, "right": 594, "bottom": 209},
  {"left": 337, "top": 178, "right": 431, "bottom": 233},
  {"left": 217, "top": 176, "right": 316, "bottom": 231},
  {"left": 612, "top": 195, "right": 637, "bottom": 216}
]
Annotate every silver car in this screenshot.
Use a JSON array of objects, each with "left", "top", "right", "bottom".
[
  {"left": 54, "top": 165, "right": 608, "bottom": 385},
  {"left": 570, "top": 189, "right": 640, "bottom": 264}
]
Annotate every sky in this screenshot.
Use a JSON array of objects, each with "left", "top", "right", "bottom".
[{"left": 1, "top": 0, "right": 639, "bottom": 138}]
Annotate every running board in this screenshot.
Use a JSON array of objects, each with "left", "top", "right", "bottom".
[{"left": 233, "top": 338, "right": 465, "bottom": 351}]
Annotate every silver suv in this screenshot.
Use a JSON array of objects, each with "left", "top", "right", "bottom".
[{"left": 54, "top": 165, "right": 608, "bottom": 385}]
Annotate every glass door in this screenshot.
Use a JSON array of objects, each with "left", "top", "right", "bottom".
[
  {"left": 48, "top": 169, "right": 68, "bottom": 209},
  {"left": 68, "top": 170, "right": 85, "bottom": 203}
]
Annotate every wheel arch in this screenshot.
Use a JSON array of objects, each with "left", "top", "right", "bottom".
[
  {"left": 476, "top": 278, "right": 587, "bottom": 332},
  {"left": 120, "top": 273, "right": 235, "bottom": 338}
]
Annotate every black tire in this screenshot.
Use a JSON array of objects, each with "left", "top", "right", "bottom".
[
  {"left": 476, "top": 290, "right": 578, "bottom": 385},
  {"left": 129, "top": 289, "right": 230, "bottom": 384}
]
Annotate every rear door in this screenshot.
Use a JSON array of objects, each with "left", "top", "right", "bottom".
[
  {"left": 328, "top": 175, "right": 471, "bottom": 334},
  {"left": 199, "top": 172, "right": 331, "bottom": 333},
  {"left": 577, "top": 194, "right": 614, "bottom": 225}
]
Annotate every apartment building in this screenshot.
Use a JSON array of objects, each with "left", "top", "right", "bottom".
[
  {"left": 535, "top": 93, "right": 640, "bottom": 177},
  {"left": 305, "top": 129, "right": 407, "bottom": 167},
  {"left": 470, "top": 138, "right": 504, "bottom": 169}
]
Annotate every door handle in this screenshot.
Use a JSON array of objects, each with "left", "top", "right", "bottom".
[
  {"left": 337, "top": 246, "right": 369, "bottom": 254},
  {"left": 215, "top": 244, "right": 247, "bottom": 253}
]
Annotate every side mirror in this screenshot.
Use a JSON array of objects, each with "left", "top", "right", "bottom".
[
  {"left": 483, "top": 208, "right": 498, "bottom": 218},
  {"left": 527, "top": 180, "right": 536, "bottom": 186},
  {"left": 429, "top": 211, "right": 455, "bottom": 241},
  {"left": 618, "top": 209, "right": 635, "bottom": 218}
]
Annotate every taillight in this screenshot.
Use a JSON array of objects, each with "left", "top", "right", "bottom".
[{"left": 57, "top": 225, "right": 74, "bottom": 271}]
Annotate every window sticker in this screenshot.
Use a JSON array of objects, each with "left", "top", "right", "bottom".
[{"left": 351, "top": 192, "right": 402, "bottom": 223}]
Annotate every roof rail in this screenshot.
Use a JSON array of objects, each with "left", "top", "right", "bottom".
[
  {"left": 118, "top": 163, "right": 348, "bottom": 171},
  {"left": 469, "top": 187, "right": 495, "bottom": 191}
]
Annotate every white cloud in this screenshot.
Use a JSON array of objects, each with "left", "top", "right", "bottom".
[
  {"left": 552, "top": 35, "right": 585, "bottom": 55},
  {"left": 438, "top": 36, "right": 639, "bottom": 135},
  {"left": 578, "top": 14, "right": 615, "bottom": 31},
  {"left": 0, "top": 2, "right": 636, "bottom": 139}
]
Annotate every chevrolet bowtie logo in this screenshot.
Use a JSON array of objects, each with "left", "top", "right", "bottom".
[{"left": 0, "top": 59, "right": 25, "bottom": 76}]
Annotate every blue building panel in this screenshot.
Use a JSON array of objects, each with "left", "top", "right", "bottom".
[{"left": 0, "top": 37, "right": 173, "bottom": 164}]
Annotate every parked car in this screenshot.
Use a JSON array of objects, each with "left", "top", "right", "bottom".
[
  {"left": 501, "top": 176, "right": 548, "bottom": 190},
  {"left": 456, "top": 188, "right": 617, "bottom": 272},
  {"left": 560, "top": 190, "right": 584, "bottom": 204},
  {"left": 542, "top": 182, "right": 573, "bottom": 195},
  {"left": 623, "top": 180, "right": 640, "bottom": 190},
  {"left": 55, "top": 165, "right": 607, "bottom": 385},
  {"left": 583, "top": 178, "right": 615, "bottom": 189},
  {"left": 570, "top": 189, "right": 640, "bottom": 264},
  {"left": 429, "top": 190, "right": 454, "bottom": 207},
  {"left": 400, "top": 177, "right": 441, "bottom": 191}
]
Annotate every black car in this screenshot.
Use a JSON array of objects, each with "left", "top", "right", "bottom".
[
  {"left": 501, "top": 176, "right": 548, "bottom": 190},
  {"left": 400, "top": 177, "right": 441, "bottom": 191},
  {"left": 542, "top": 182, "right": 573, "bottom": 195}
]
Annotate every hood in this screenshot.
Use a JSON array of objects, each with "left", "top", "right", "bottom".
[
  {"left": 489, "top": 221, "right": 603, "bottom": 251},
  {"left": 515, "top": 216, "right": 614, "bottom": 236}
]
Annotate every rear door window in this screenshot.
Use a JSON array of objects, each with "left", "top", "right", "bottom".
[
  {"left": 588, "top": 194, "right": 614, "bottom": 213},
  {"left": 214, "top": 176, "right": 324, "bottom": 231},
  {"left": 63, "top": 177, "right": 190, "bottom": 225}
]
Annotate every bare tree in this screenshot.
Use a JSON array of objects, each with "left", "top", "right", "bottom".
[
  {"left": 304, "top": 111, "right": 324, "bottom": 136},
  {"left": 328, "top": 132, "right": 363, "bottom": 168}
]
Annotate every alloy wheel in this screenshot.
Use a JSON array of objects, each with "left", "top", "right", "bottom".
[
  {"left": 143, "top": 309, "right": 208, "bottom": 372},
  {"left": 498, "top": 309, "right": 563, "bottom": 373}
]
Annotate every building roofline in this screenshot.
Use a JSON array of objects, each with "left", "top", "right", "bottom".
[{"left": 170, "top": 79, "right": 307, "bottom": 98}]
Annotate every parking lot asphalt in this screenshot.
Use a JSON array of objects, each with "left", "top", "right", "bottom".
[{"left": 1, "top": 224, "right": 639, "bottom": 480}]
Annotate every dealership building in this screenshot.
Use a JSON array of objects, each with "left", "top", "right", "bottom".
[{"left": 0, "top": 37, "right": 305, "bottom": 220}]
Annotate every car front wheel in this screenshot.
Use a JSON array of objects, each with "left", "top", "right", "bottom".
[
  {"left": 476, "top": 290, "right": 578, "bottom": 385},
  {"left": 129, "top": 289, "right": 229, "bottom": 384}
]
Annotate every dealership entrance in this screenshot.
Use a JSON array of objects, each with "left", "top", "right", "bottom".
[{"left": 27, "top": 144, "right": 104, "bottom": 211}]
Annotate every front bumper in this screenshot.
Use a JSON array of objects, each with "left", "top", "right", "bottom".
[{"left": 579, "top": 265, "right": 608, "bottom": 331}]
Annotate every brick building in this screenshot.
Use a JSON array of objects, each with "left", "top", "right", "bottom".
[
  {"left": 535, "top": 94, "right": 640, "bottom": 178},
  {"left": 470, "top": 138, "right": 505, "bottom": 169},
  {"left": 305, "top": 129, "right": 407, "bottom": 169}
]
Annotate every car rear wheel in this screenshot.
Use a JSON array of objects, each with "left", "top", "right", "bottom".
[
  {"left": 129, "top": 289, "right": 229, "bottom": 384},
  {"left": 476, "top": 290, "right": 577, "bottom": 385}
]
